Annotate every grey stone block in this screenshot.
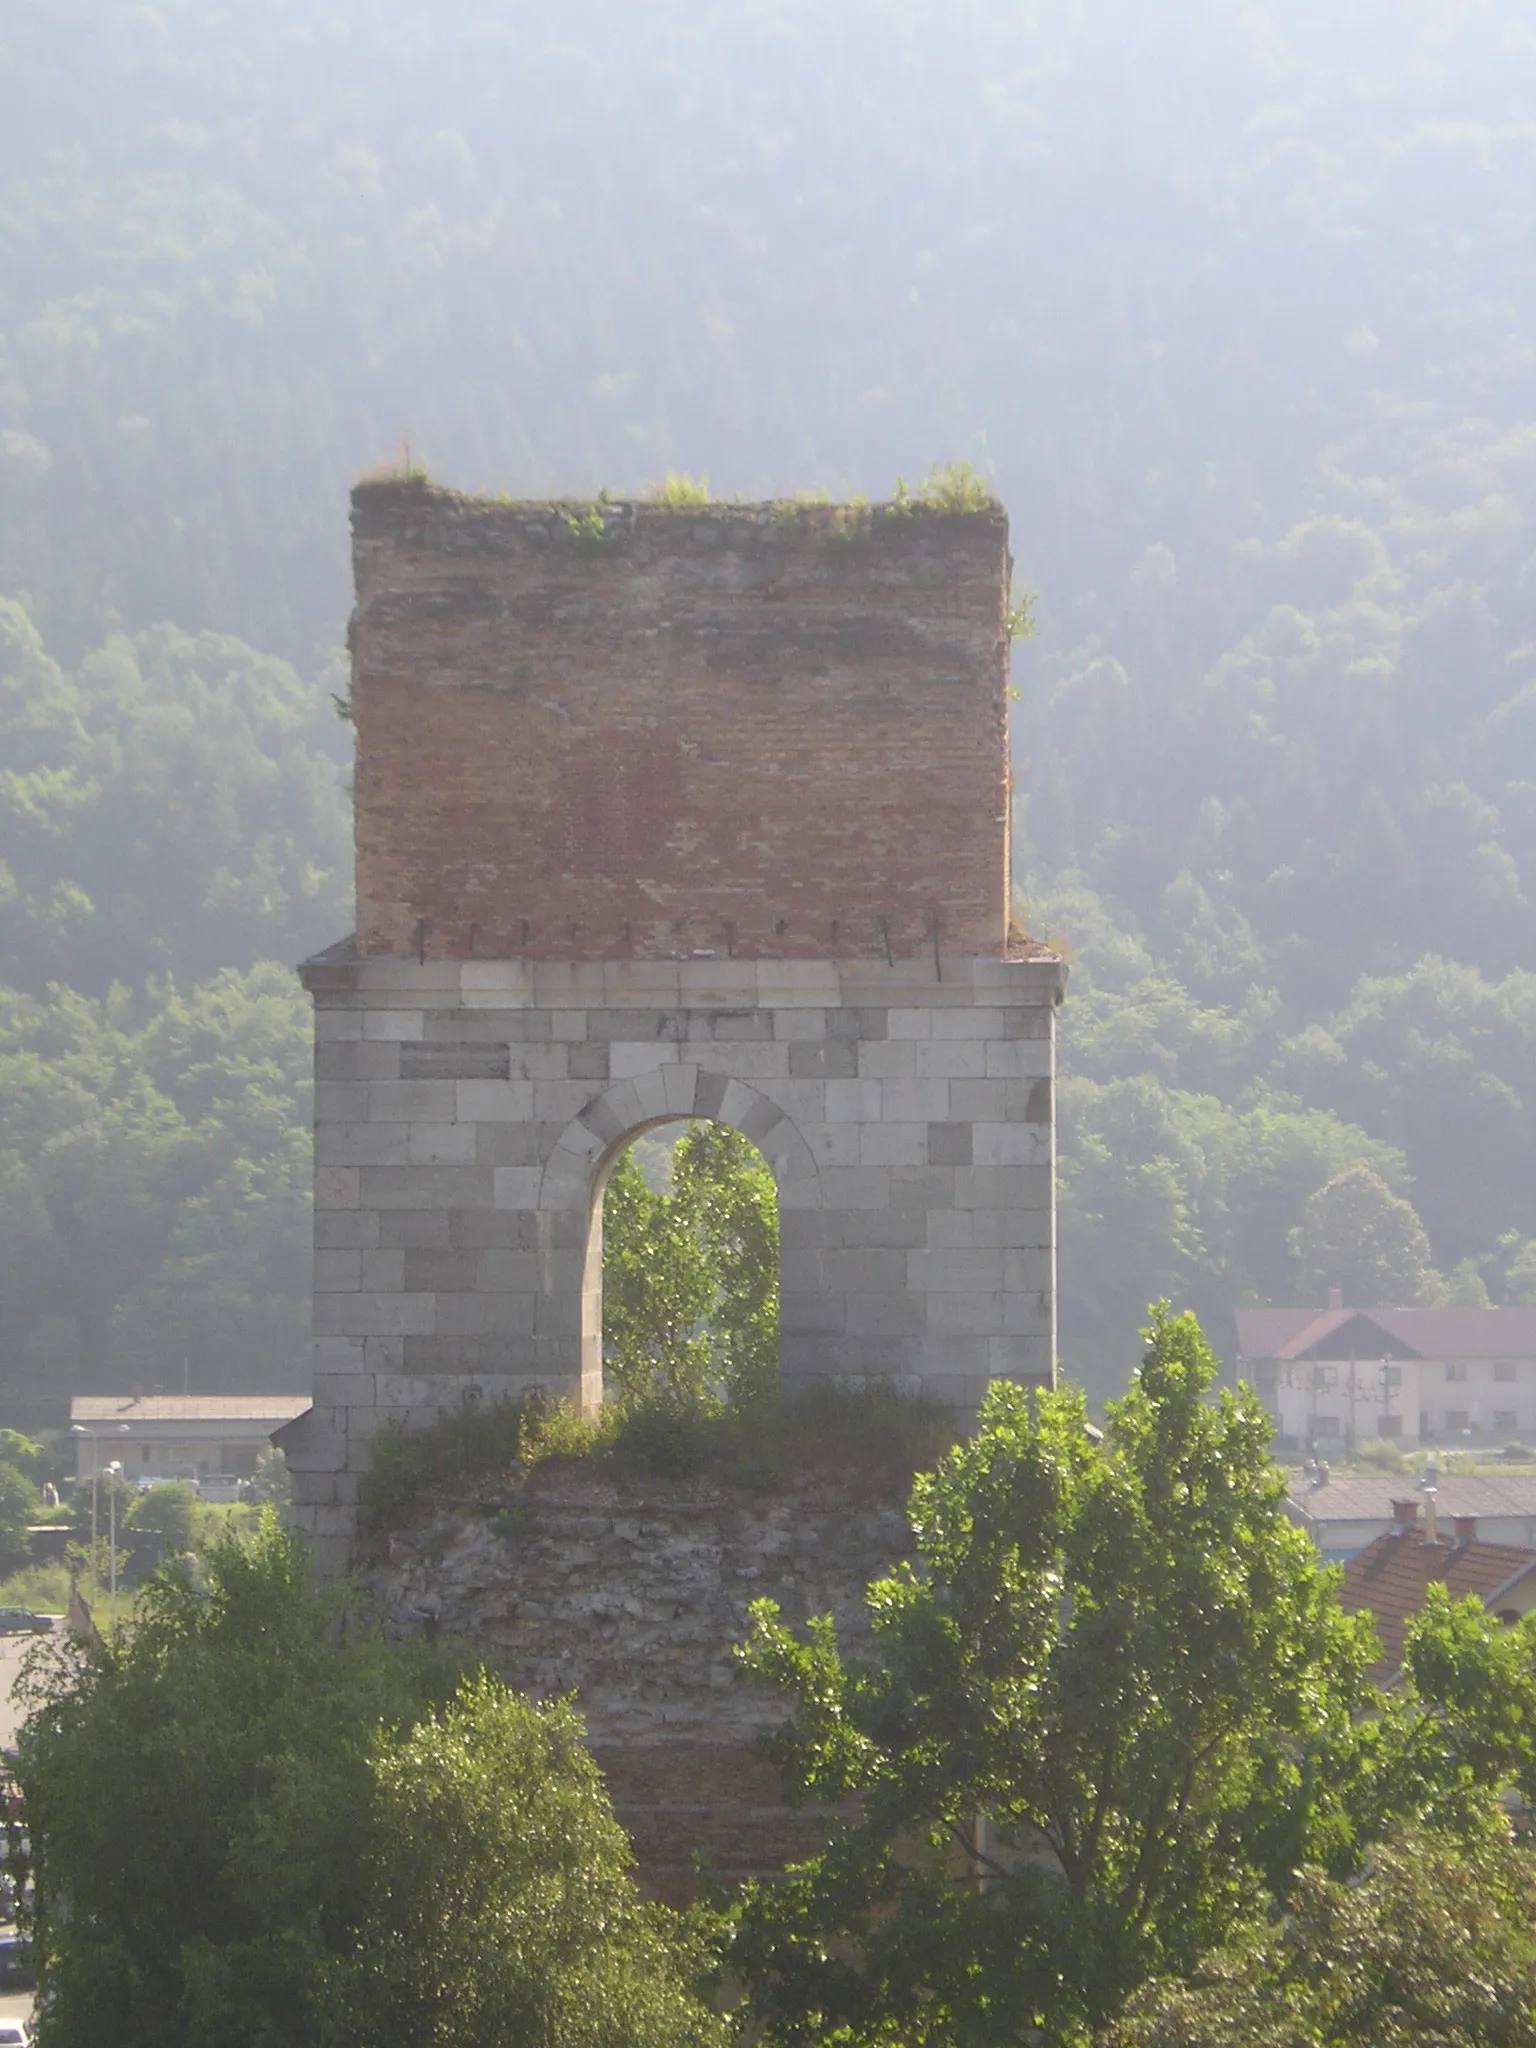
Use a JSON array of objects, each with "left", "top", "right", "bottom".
[
  {"left": 845, "top": 1291, "right": 928, "bottom": 1337},
  {"left": 315, "top": 1249, "right": 361, "bottom": 1292},
  {"left": 314, "top": 1292, "right": 435, "bottom": 1337},
  {"left": 315, "top": 1210, "right": 381, "bottom": 1250},
  {"left": 399, "top": 1042, "right": 512, "bottom": 1082},
  {"left": 706, "top": 1009, "right": 775, "bottom": 1041},
  {"left": 316, "top": 1122, "right": 412, "bottom": 1168},
  {"left": 378, "top": 1209, "right": 453, "bottom": 1250},
  {"left": 408, "top": 1122, "right": 478, "bottom": 1165},
  {"left": 316, "top": 1167, "right": 360, "bottom": 1215},
  {"left": 1002, "top": 1005, "right": 1052, "bottom": 1040},
  {"left": 314, "top": 1081, "right": 371, "bottom": 1121},
  {"left": 567, "top": 1041, "right": 610, "bottom": 1081},
  {"left": 927, "top": 1122, "right": 973, "bottom": 1166},
  {"left": 316, "top": 1039, "right": 401, "bottom": 1081},
  {"left": 474, "top": 1123, "right": 544, "bottom": 1167},
  {"left": 404, "top": 1250, "right": 479, "bottom": 1292},
  {"left": 434, "top": 1293, "right": 537, "bottom": 1337},
  {"left": 362, "top": 1166, "right": 496, "bottom": 1211},
  {"left": 789, "top": 1040, "right": 858, "bottom": 1079},
  {"left": 360, "top": 1249, "right": 407, "bottom": 1291}
]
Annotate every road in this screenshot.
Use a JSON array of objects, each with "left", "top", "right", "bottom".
[
  {"left": 0, "top": 1622, "right": 59, "bottom": 2035},
  {"left": 0, "top": 1624, "right": 54, "bottom": 1754}
]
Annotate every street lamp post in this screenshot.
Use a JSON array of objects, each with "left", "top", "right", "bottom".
[
  {"left": 69, "top": 1421, "right": 131, "bottom": 1596},
  {"left": 106, "top": 1461, "right": 122, "bottom": 1636}
]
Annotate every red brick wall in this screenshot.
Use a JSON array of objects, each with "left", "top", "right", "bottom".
[{"left": 350, "top": 482, "right": 1010, "bottom": 960}]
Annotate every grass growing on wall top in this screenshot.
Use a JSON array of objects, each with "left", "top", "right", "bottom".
[{"left": 358, "top": 1385, "right": 958, "bottom": 1532}]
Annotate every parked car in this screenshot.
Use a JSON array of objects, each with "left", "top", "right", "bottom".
[
  {"left": 0, "top": 2021, "right": 31, "bottom": 2046},
  {"left": 195, "top": 1475, "right": 246, "bottom": 1503},
  {"left": 0, "top": 1933, "right": 33, "bottom": 1989},
  {"left": 0, "top": 1612, "right": 49, "bottom": 1637}
]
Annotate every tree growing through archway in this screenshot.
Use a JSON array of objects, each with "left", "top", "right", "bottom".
[{"left": 602, "top": 1122, "right": 778, "bottom": 1408}]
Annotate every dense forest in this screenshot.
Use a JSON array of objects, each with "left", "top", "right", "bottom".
[{"left": 1, "top": 0, "right": 1533, "bottom": 1415}]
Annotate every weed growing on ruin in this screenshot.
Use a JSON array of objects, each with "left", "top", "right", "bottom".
[
  {"left": 1006, "top": 582, "right": 1036, "bottom": 639},
  {"left": 886, "top": 459, "right": 999, "bottom": 515},
  {"left": 359, "top": 1384, "right": 956, "bottom": 1531},
  {"left": 361, "top": 1396, "right": 531, "bottom": 1526},
  {"left": 563, "top": 502, "right": 607, "bottom": 542},
  {"left": 652, "top": 471, "right": 711, "bottom": 505}
]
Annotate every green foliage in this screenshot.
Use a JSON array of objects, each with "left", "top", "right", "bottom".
[
  {"left": 360, "top": 1395, "right": 531, "bottom": 1526},
  {"left": 123, "top": 1478, "right": 201, "bottom": 1555},
  {"left": 652, "top": 471, "right": 711, "bottom": 505},
  {"left": 907, "top": 459, "right": 998, "bottom": 512},
  {"left": 0, "top": 1459, "right": 41, "bottom": 1573},
  {"left": 16, "top": 1516, "right": 718, "bottom": 2048},
  {"left": 0, "top": 1560, "right": 72, "bottom": 1613},
  {"left": 1005, "top": 584, "right": 1037, "bottom": 639},
  {"left": 730, "top": 1310, "right": 1375, "bottom": 2040},
  {"left": 360, "top": 1383, "right": 953, "bottom": 1530},
  {"left": 244, "top": 1444, "right": 291, "bottom": 1509},
  {"left": 1104, "top": 1828, "right": 1536, "bottom": 2048},
  {"left": 0, "top": 960, "right": 314, "bottom": 1420},
  {"left": 0, "top": 600, "right": 348, "bottom": 994},
  {"left": 728, "top": 1308, "right": 1536, "bottom": 2043},
  {"left": 1289, "top": 1165, "right": 1439, "bottom": 1308},
  {"left": 327, "top": 1674, "right": 726, "bottom": 2048},
  {"left": 602, "top": 1122, "right": 779, "bottom": 1410},
  {"left": 564, "top": 502, "right": 608, "bottom": 541}
]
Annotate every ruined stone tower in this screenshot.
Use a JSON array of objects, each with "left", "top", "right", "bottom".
[{"left": 284, "top": 481, "right": 1065, "bottom": 1568}]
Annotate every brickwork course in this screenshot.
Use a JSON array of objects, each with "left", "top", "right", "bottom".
[{"left": 285, "top": 479, "right": 1066, "bottom": 1577}]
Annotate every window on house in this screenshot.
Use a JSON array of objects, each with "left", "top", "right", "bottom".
[
  {"left": 1444, "top": 1409, "right": 1469, "bottom": 1432},
  {"left": 1445, "top": 1361, "right": 1468, "bottom": 1382},
  {"left": 1313, "top": 1414, "right": 1342, "bottom": 1436},
  {"left": 1314, "top": 1366, "right": 1338, "bottom": 1389},
  {"left": 1494, "top": 1411, "right": 1518, "bottom": 1435},
  {"left": 1382, "top": 1365, "right": 1402, "bottom": 1389},
  {"left": 1494, "top": 1361, "right": 1517, "bottom": 1383},
  {"left": 1378, "top": 1414, "right": 1403, "bottom": 1437}
]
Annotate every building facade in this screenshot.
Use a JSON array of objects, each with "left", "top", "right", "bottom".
[
  {"left": 69, "top": 1395, "right": 311, "bottom": 1484},
  {"left": 1237, "top": 1305, "right": 1536, "bottom": 1451}
]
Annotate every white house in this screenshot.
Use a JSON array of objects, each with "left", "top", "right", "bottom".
[
  {"left": 1234, "top": 1304, "right": 1536, "bottom": 1452},
  {"left": 69, "top": 1394, "right": 312, "bottom": 1485}
]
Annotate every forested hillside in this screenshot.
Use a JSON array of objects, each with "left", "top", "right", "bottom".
[{"left": 1, "top": 0, "right": 1533, "bottom": 1413}]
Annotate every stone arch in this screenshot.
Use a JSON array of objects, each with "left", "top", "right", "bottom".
[{"left": 538, "top": 1068, "right": 822, "bottom": 1410}]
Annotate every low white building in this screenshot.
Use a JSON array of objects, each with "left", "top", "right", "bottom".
[
  {"left": 1235, "top": 1304, "right": 1536, "bottom": 1452},
  {"left": 69, "top": 1394, "right": 312, "bottom": 1485}
]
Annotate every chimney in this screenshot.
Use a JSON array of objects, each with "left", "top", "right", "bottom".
[
  {"left": 1423, "top": 1491, "right": 1438, "bottom": 1545},
  {"left": 1452, "top": 1514, "right": 1478, "bottom": 1546},
  {"left": 1389, "top": 1498, "right": 1419, "bottom": 1534},
  {"left": 1328, "top": 1287, "right": 1343, "bottom": 1311}
]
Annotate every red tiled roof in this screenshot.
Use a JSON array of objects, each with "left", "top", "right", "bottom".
[
  {"left": 1339, "top": 1530, "right": 1536, "bottom": 1677},
  {"left": 1235, "top": 1305, "right": 1536, "bottom": 1361}
]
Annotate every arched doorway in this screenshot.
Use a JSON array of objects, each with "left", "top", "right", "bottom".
[
  {"left": 545, "top": 1069, "right": 822, "bottom": 1413},
  {"left": 593, "top": 1119, "right": 778, "bottom": 1410}
]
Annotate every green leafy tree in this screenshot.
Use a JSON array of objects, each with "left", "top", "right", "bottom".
[
  {"left": 123, "top": 1479, "right": 201, "bottom": 1556},
  {"left": 328, "top": 1674, "right": 725, "bottom": 2048},
  {"left": 0, "top": 1459, "right": 41, "bottom": 1573},
  {"left": 730, "top": 1309, "right": 1536, "bottom": 2045},
  {"left": 1102, "top": 1828, "right": 1536, "bottom": 2048},
  {"left": 602, "top": 1122, "right": 778, "bottom": 1408},
  {"left": 16, "top": 1517, "right": 720, "bottom": 2048},
  {"left": 730, "top": 1310, "right": 1378, "bottom": 2043},
  {"left": 1289, "top": 1165, "right": 1439, "bottom": 1307}
]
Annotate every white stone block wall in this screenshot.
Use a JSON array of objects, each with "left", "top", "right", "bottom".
[{"left": 286, "top": 949, "right": 1064, "bottom": 1568}]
